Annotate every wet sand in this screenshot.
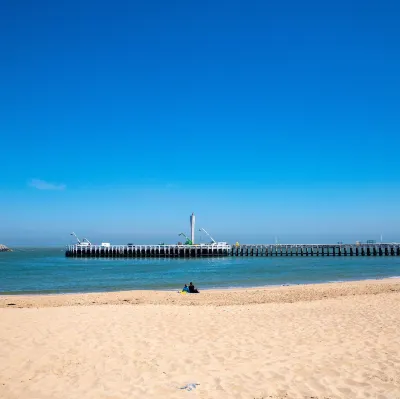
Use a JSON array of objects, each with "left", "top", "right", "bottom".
[
  {"left": 1, "top": 278, "right": 400, "bottom": 308},
  {"left": 1, "top": 279, "right": 399, "bottom": 398}
]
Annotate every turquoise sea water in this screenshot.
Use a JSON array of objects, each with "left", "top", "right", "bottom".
[{"left": 1, "top": 248, "right": 400, "bottom": 294}]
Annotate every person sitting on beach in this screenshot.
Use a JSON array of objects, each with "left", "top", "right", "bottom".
[
  {"left": 189, "top": 282, "right": 199, "bottom": 293},
  {"left": 182, "top": 284, "right": 189, "bottom": 293}
]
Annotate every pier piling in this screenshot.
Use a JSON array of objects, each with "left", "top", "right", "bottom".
[{"left": 65, "top": 243, "right": 400, "bottom": 259}]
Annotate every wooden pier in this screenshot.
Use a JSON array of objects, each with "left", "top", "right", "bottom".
[{"left": 66, "top": 243, "right": 400, "bottom": 258}]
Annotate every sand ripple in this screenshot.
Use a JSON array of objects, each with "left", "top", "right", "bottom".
[{"left": 0, "top": 284, "right": 399, "bottom": 398}]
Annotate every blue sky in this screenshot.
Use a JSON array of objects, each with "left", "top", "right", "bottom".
[{"left": 1, "top": 0, "right": 399, "bottom": 245}]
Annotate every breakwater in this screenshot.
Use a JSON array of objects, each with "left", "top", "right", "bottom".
[
  {"left": 0, "top": 244, "right": 11, "bottom": 252},
  {"left": 65, "top": 243, "right": 400, "bottom": 258}
]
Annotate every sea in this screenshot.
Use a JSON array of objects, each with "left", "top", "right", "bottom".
[{"left": 1, "top": 247, "right": 400, "bottom": 295}]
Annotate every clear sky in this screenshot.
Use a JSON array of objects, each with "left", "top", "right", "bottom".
[{"left": 1, "top": 0, "right": 399, "bottom": 245}]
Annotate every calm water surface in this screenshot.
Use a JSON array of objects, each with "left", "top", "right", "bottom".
[{"left": 1, "top": 247, "right": 400, "bottom": 294}]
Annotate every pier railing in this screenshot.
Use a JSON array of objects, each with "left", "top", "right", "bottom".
[{"left": 65, "top": 243, "right": 400, "bottom": 258}]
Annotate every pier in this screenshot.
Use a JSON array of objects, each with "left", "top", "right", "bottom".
[{"left": 65, "top": 243, "right": 400, "bottom": 258}]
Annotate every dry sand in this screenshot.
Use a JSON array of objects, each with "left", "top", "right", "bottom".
[{"left": 1, "top": 279, "right": 400, "bottom": 398}]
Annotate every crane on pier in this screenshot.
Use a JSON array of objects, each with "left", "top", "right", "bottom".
[
  {"left": 198, "top": 228, "right": 229, "bottom": 246},
  {"left": 198, "top": 228, "right": 216, "bottom": 244},
  {"left": 178, "top": 233, "right": 193, "bottom": 245},
  {"left": 70, "top": 232, "right": 92, "bottom": 246}
]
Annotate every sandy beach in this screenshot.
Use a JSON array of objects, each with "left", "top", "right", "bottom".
[{"left": 1, "top": 279, "right": 399, "bottom": 398}]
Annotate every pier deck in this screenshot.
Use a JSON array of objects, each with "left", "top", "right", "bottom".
[{"left": 66, "top": 243, "right": 400, "bottom": 258}]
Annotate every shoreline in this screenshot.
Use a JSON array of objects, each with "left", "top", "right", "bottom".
[
  {"left": 1, "top": 274, "right": 400, "bottom": 297},
  {"left": 1, "top": 277, "right": 399, "bottom": 308}
]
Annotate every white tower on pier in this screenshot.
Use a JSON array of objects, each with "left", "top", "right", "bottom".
[{"left": 190, "top": 212, "right": 195, "bottom": 244}]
